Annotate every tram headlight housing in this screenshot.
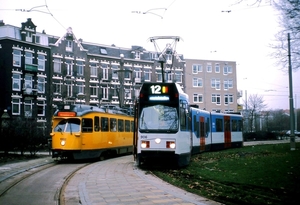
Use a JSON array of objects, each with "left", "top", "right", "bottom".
[
  {"left": 141, "top": 141, "right": 150, "bottom": 148},
  {"left": 166, "top": 141, "right": 176, "bottom": 149},
  {"left": 60, "top": 140, "right": 66, "bottom": 146},
  {"left": 155, "top": 138, "right": 161, "bottom": 144}
]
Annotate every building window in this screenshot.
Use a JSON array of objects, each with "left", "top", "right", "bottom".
[
  {"left": 77, "top": 82, "right": 84, "bottom": 94},
  {"left": 77, "top": 61, "right": 84, "bottom": 76},
  {"left": 13, "top": 50, "right": 21, "bottom": 67},
  {"left": 224, "top": 94, "right": 234, "bottom": 105},
  {"left": 24, "top": 99, "right": 32, "bottom": 117},
  {"left": 151, "top": 53, "right": 158, "bottom": 60},
  {"left": 134, "top": 67, "right": 142, "bottom": 81},
  {"left": 211, "top": 78, "right": 220, "bottom": 90},
  {"left": 156, "top": 70, "right": 162, "bottom": 82},
  {"left": 175, "top": 71, "right": 182, "bottom": 83},
  {"left": 165, "top": 70, "right": 172, "bottom": 82},
  {"left": 223, "top": 65, "right": 232, "bottom": 75},
  {"left": 102, "top": 87, "right": 108, "bottom": 99},
  {"left": 193, "top": 94, "right": 203, "bottom": 103},
  {"left": 37, "top": 101, "right": 45, "bottom": 116},
  {"left": 228, "top": 79, "right": 233, "bottom": 88},
  {"left": 192, "top": 64, "right": 202, "bottom": 74},
  {"left": 90, "top": 84, "right": 98, "bottom": 97},
  {"left": 224, "top": 79, "right": 233, "bottom": 90},
  {"left": 215, "top": 64, "right": 220, "bottom": 73},
  {"left": 166, "top": 54, "right": 172, "bottom": 64},
  {"left": 38, "top": 77, "right": 45, "bottom": 93},
  {"left": 12, "top": 98, "right": 21, "bottom": 115},
  {"left": 100, "top": 48, "right": 107, "bottom": 55},
  {"left": 38, "top": 54, "right": 45, "bottom": 71},
  {"left": 135, "top": 51, "right": 141, "bottom": 59},
  {"left": 207, "top": 64, "right": 212, "bottom": 72},
  {"left": 101, "top": 63, "right": 108, "bottom": 80},
  {"left": 54, "top": 58, "right": 61, "bottom": 73},
  {"left": 144, "top": 69, "right": 151, "bottom": 81},
  {"left": 12, "top": 74, "right": 21, "bottom": 91},
  {"left": 124, "top": 66, "right": 131, "bottom": 79},
  {"left": 212, "top": 94, "right": 221, "bottom": 105},
  {"left": 66, "top": 83, "right": 73, "bottom": 97},
  {"left": 26, "top": 32, "right": 32, "bottom": 42},
  {"left": 25, "top": 52, "right": 33, "bottom": 65},
  {"left": 90, "top": 63, "right": 97, "bottom": 77},
  {"left": 193, "top": 78, "right": 202, "bottom": 87},
  {"left": 35, "top": 36, "right": 40, "bottom": 44},
  {"left": 66, "top": 60, "right": 73, "bottom": 76},
  {"left": 24, "top": 75, "right": 32, "bottom": 90},
  {"left": 111, "top": 65, "right": 118, "bottom": 79},
  {"left": 66, "top": 40, "right": 73, "bottom": 52},
  {"left": 125, "top": 89, "right": 131, "bottom": 100},
  {"left": 53, "top": 81, "right": 61, "bottom": 94}
]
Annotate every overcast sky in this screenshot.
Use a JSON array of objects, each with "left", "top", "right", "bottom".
[{"left": 1, "top": 0, "right": 299, "bottom": 110}]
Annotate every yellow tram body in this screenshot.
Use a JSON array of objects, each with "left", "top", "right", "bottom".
[{"left": 51, "top": 104, "right": 134, "bottom": 160}]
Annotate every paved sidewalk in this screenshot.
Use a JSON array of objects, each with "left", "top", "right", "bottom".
[{"left": 64, "top": 155, "right": 221, "bottom": 205}]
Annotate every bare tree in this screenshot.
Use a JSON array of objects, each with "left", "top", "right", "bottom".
[
  {"left": 233, "top": 0, "right": 300, "bottom": 71},
  {"left": 272, "top": 0, "right": 300, "bottom": 71},
  {"left": 245, "top": 94, "right": 267, "bottom": 132}
]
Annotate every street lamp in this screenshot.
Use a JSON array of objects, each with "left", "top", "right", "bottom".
[{"left": 1, "top": 109, "right": 10, "bottom": 131}]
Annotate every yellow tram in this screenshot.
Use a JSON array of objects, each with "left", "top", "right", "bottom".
[{"left": 51, "top": 104, "right": 134, "bottom": 160}]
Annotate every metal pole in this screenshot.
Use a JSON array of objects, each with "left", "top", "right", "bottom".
[
  {"left": 288, "top": 33, "right": 296, "bottom": 151},
  {"left": 160, "top": 61, "right": 165, "bottom": 83}
]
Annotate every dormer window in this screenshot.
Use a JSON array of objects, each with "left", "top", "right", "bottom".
[
  {"left": 26, "top": 32, "right": 32, "bottom": 42},
  {"left": 66, "top": 40, "right": 73, "bottom": 52},
  {"left": 100, "top": 48, "right": 107, "bottom": 55},
  {"left": 35, "top": 36, "right": 40, "bottom": 44},
  {"left": 135, "top": 51, "right": 141, "bottom": 59}
]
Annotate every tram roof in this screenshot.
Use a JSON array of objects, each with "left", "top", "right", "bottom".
[{"left": 53, "top": 104, "right": 132, "bottom": 117}]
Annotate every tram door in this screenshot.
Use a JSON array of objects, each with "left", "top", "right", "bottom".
[
  {"left": 200, "top": 116, "right": 206, "bottom": 151},
  {"left": 224, "top": 116, "right": 231, "bottom": 148}
]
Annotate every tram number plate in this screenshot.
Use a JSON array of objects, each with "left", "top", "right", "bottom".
[{"left": 141, "top": 135, "right": 147, "bottom": 139}]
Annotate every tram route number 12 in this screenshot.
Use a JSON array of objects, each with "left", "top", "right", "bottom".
[{"left": 150, "top": 85, "right": 168, "bottom": 94}]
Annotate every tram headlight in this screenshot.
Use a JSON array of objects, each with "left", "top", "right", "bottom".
[
  {"left": 60, "top": 140, "right": 66, "bottom": 146},
  {"left": 141, "top": 141, "right": 149, "bottom": 148},
  {"left": 155, "top": 138, "right": 161, "bottom": 144},
  {"left": 166, "top": 141, "right": 176, "bottom": 149}
]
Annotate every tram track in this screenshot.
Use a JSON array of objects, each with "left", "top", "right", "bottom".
[
  {"left": 0, "top": 160, "right": 56, "bottom": 197},
  {"left": 0, "top": 158, "right": 93, "bottom": 205}
]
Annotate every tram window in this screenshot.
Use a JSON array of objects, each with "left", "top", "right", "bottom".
[
  {"left": 215, "top": 118, "right": 223, "bottom": 132},
  {"left": 125, "top": 120, "right": 130, "bottom": 132},
  {"left": 101, "top": 117, "right": 109, "bottom": 132},
  {"left": 232, "top": 120, "right": 237, "bottom": 132},
  {"left": 180, "top": 102, "right": 188, "bottom": 131},
  {"left": 193, "top": 115, "right": 199, "bottom": 138},
  {"left": 54, "top": 119, "right": 80, "bottom": 133},
  {"left": 238, "top": 120, "right": 243, "bottom": 131},
  {"left": 131, "top": 121, "right": 134, "bottom": 132},
  {"left": 205, "top": 117, "right": 210, "bottom": 137},
  {"left": 118, "top": 119, "right": 124, "bottom": 132},
  {"left": 110, "top": 118, "right": 117, "bottom": 132},
  {"left": 82, "top": 118, "right": 93, "bottom": 132},
  {"left": 94, "top": 116, "right": 100, "bottom": 132}
]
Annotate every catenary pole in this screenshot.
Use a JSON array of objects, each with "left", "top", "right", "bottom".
[{"left": 288, "top": 33, "right": 296, "bottom": 151}]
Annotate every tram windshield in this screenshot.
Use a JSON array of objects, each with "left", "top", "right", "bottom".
[
  {"left": 54, "top": 118, "right": 80, "bottom": 133},
  {"left": 139, "top": 104, "right": 178, "bottom": 132}
]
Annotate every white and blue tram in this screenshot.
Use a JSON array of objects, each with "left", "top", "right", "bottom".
[{"left": 134, "top": 82, "right": 243, "bottom": 167}]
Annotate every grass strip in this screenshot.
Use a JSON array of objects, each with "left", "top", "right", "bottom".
[{"left": 148, "top": 143, "right": 300, "bottom": 205}]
